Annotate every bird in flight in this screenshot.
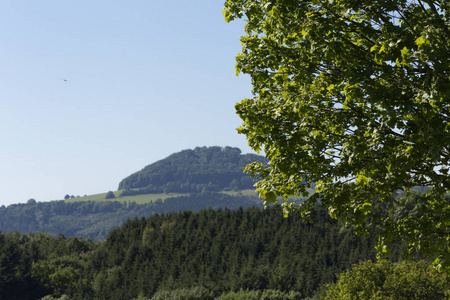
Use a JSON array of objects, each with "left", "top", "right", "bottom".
[{"left": 60, "top": 78, "right": 69, "bottom": 82}]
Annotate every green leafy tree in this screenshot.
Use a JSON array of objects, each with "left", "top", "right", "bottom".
[
  {"left": 224, "top": 0, "right": 450, "bottom": 269},
  {"left": 105, "top": 191, "right": 116, "bottom": 199},
  {"left": 324, "top": 260, "right": 450, "bottom": 300}
]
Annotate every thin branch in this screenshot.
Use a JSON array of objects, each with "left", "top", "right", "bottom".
[
  {"left": 424, "top": 0, "right": 450, "bottom": 39},
  {"left": 417, "top": 0, "right": 431, "bottom": 17}
]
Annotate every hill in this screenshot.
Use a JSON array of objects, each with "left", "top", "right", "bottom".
[
  {"left": 0, "top": 146, "right": 267, "bottom": 239},
  {"left": 118, "top": 146, "right": 267, "bottom": 196}
]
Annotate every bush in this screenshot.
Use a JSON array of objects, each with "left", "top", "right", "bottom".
[
  {"left": 40, "top": 295, "right": 71, "bottom": 300},
  {"left": 217, "top": 289, "right": 262, "bottom": 300},
  {"left": 324, "top": 260, "right": 450, "bottom": 300},
  {"left": 105, "top": 191, "right": 116, "bottom": 199},
  {"left": 217, "top": 289, "right": 302, "bottom": 300},
  {"left": 150, "top": 287, "right": 214, "bottom": 300}
]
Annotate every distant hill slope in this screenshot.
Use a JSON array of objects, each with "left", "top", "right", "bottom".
[
  {"left": 118, "top": 146, "right": 267, "bottom": 196},
  {"left": 0, "top": 146, "right": 268, "bottom": 240},
  {"left": 0, "top": 192, "right": 262, "bottom": 240}
]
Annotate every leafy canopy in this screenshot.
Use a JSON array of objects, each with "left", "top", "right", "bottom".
[
  {"left": 224, "top": 0, "right": 450, "bottom": 270},
  {"left": 324, "top": 260, "right": 450, "bottom": 299}
]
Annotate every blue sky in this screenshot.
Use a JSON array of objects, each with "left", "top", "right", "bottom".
[{"left": 0, "top": 1, "right": 255, "bottom": 206}]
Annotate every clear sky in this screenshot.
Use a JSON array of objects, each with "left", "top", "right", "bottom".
[{"left": 0, "top": 1, "right": 255, "bottom": 206}]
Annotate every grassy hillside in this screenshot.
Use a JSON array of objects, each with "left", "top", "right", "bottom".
[
  {"left": 65, "top": 189, "right": 259, "bottom": 205},
  {"left": 65, "top": 190, "right": 187, "bottom": 205}
]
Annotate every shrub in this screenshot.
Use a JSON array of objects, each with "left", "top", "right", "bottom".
[
  {"left": 217, "top": 289, "right": 302, "bottom": 300},
  {"left": 150, "top": 286, "right": 214, "bottom": 300},
  {"left": 324, "top": 260, "right": 450, "bottom": 300},
  {"left": 105, "top": 191, "right": 116, "bottom": 199}
]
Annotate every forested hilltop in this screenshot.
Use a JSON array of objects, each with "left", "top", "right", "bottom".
[{"left": 118, "top": 146, "right": 267, "bottom": 195}]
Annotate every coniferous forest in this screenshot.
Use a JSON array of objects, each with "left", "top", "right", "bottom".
[
  {"left": 2, "top": 203, "right": 448, "bottom": 300},
  {"left": 0, "top": 206, "right": 372, "bottom": 299}
]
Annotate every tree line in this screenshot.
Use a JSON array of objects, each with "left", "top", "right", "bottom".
[{"left": 0, "top": 192, "right": 262, "bottom": 240}]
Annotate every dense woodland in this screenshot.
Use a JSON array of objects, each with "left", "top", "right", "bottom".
[
  {"left": 0, "top": 205, "right": 380, "bottom": 299},
  {"left": 118, "top": 146, "right": 268, "bottom": 195},
  {"left": 2, "top": 196, "right": 448, "bottom": 299},
  {"left": 2, "top": 202, "right": 446, "bottom": 300}
]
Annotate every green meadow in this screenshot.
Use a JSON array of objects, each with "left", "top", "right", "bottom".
[{"left": 65, "top": 189, "right": 259, "bottom": 205}]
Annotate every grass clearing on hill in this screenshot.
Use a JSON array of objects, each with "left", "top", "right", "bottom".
[
  {"left": 65, "top": 189, "right": 259, "bottom": 205},
  {"left": 65, "top": 191, "right": 187, "bottom": 204}
]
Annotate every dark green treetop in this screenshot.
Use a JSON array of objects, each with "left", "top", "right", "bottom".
[{"left": 118, "top": 146, "right": 267, "bottom": 193}]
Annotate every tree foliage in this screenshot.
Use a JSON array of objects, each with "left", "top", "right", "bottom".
[
  {"left": 224, "top": 0, "right": 450, "bottom": 269},
  {"left": 105, "top": 191, "right": 116, "bottom": 199},
  {"left": 324, "top": 260, "right": 450, "bottom": 299},
  {"left": 118, "top": 146, "right": 267, "bottom": 194}
]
